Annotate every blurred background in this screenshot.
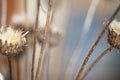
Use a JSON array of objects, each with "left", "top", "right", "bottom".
[{"left": 0, "top": 0, "right": 120, "bottom": 80}]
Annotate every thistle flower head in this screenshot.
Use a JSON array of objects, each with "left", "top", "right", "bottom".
[
  {"left": 110, "top": 20, "right": 120, "bottom": 35},
  {"left": 37, "top": 27, "right": 64, "bottom": 47},
  {"left": 108, "top": 20, "right": 120, "bottom": 48},
  {"left": 0, "top": 26, "right": 28, "bottom": 56}
]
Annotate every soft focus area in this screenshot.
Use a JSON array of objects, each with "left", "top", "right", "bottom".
[{"left": 0, "top": 0, "right": 120, "bottom": 80}]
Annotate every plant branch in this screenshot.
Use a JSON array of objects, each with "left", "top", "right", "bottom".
[
  {"left": 35, "top": 0, "right": 53, "bottom": 80},
  {"left": 80, "top": 47, "right": 113, "bottom": 80},
  {"left": 31, "top": 0, "right": 40, "bottom": 80},
  {"left": 75, "top": 4, "right": 120, "bottom": 80}
]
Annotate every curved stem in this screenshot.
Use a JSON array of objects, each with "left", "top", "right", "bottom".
[
  {"left": 75, "top": 4, "right": 120, "bottom": 80},
  {"left": 80, "top": 47, "right": 113, "bottom": 80},
  {"left": 65, "top": 0, "right": 100, "bottom": 79}
]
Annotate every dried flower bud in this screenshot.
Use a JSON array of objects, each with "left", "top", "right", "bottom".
[
  {"left": 37, "top": 27, "right": 64, "bottom": 47},
  {"left": 0, "top": 26, "right": 28, "bottom": 56},
  {"left": 108, "top": 20, "right": 120, "bottom": 48},
  {"left": 48, "top": 27, "right": 64, "bottom": 47}
]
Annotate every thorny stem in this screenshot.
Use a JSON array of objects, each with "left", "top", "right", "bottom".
[
  {"left": 75, "top": 4, "right": 120, "bottom": 80},
  {"left": 80, "top": 47, "right": 113, "bottom": 80},
  {"left": 8, "top": 56, "right": 12, "bottom": 80},
  {"left": 31, "top": 0, "right": 40, "bottom": 80},
  {"left": 35, "top": 0, "right": 53, "bottom": 80}
]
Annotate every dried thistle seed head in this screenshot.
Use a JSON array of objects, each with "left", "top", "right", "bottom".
[
  {"left": 48, "top": 27, "right": 64, "bottom": 47},
  {"left": 108, "top": 20, "right": 120, "bottom": 48},
  {"left": 11, "top": 14, "right": 33, "bottom": 31},
  {"left": 37, "top": 27, "right": 64, "bottom": 47},
  {"left": 0, "top": 26, "right": 28, "bottom": 56}
]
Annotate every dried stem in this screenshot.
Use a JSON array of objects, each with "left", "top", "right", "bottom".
[
  {"left": 46, "top": 47, "right": 51, "bottom": 80},
  {"left": 75, "top": 4, "right": 120, "bottom": 80},
  {"left": 65, "top": 0, "right": 100, "bottom": 79},
  {"left": 8, "top": 56, "right": 12, "bottom": 80},
  {"left": 15, "top": 58, "right": 20, "bottom": 80},
  {"left": 31, "top": 0, "right": 40, "bottom": 80},
  {"left": 41, "top": 46, "right": 51, "bottom": 80},
  {"left": 35, "top": 43, "right": 44, "bottom": 80},
  {"left": 35, "top": 0, "right": 53, "bottom": 80},
  {"left": 80, "top": 47, "right": 113, "bottom": 80},
  {"left": 25, "top": 51, "right": 28, "bottom": 80},
  {"left": 40, "top": 0, "right": 55, "bottom": 79}
]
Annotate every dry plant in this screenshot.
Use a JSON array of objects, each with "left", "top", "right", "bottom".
[
  {"left": 0, "top": 26, "right": 28, "bottom": 80},
  {"left": 35, "top": 0, "right": 53, "bottom": 80},
  {"left": 80, "top": 47, "right": 113, "bottom": 80},
  {"left": 0, "top": 1, "right": 120, "bottom": 80},
  {"left": 75, "top": 4, "right": 120, "bottom": 80},
  {"left": 31, "top": 0, "right": 40, "bottom": 80}
]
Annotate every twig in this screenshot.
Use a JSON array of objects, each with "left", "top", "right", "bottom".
[
  {"left": 31, "top": 0, "right": 40, "bottom": 80},
  {"left": 39, "top": 0, "right": 55, "bottom": 79},
  {"left": 75, "top": 4, "right": 120, "bottom": 80},
  {"left": 35, "top": 0, "right": 53, "bottom": 80},
  {"left": 80, "top": 47, "right": 113, "bottom": 80},
  {"left": 65, "top": 0, "right": 100, "bottom": 79},
  {"left": 8, "top": 56, "right": 12, "bottom": 80}
]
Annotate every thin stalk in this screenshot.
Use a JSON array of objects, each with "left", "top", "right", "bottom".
[
  {"left": 24, "top": 0, "right": 28, "bottom": 80},
  {"left": 46, "top": 47, "right": 51, "bottom": 80},
  {"left": 25, "top": 52, "right": 28, "bottom": 80},
  {"left": 80, "top": 47, "right": 113, "bottom": 80},
  {"left": 15, "top": 58, "right": 20, "bottom": 80},
  {"left": 31, "top": 0, "right": 40, "bottom": 80},
  {"left": 75, "top": 4, "right": 120, "bottom": 80},
  {"left": 35, "top": 43, "right": 44, "bottom": 80},
  {"left": 35, "top": 0, "right": 52, "bottom": 80},
  {"left": 65, "top": 0, "right": 100, "bottom": 79},
  {"left": 40, "top": 0, "right": 55, "bottom": 79},
  {"left": 38, "top": 46, "right": 49, "bottom": 80},
  {"left": 8, "top": 56, "right": 12, "bottom": 80},
  {"left": 40, "top": 46, "right": 51, "bottom": 80}
]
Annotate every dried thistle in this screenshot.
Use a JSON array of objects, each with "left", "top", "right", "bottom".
[
  {"left": 37, "top": 27, "right": 64, "bottom": 47},
  {"left": 0, "top": 26, "right": 28, "bottom": 56},
  {"left": 108, "top": 20, "right": 120, "bottom": 48},
  {"left": 75, "top": 4, "right": 120, "bottom": 80}
]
